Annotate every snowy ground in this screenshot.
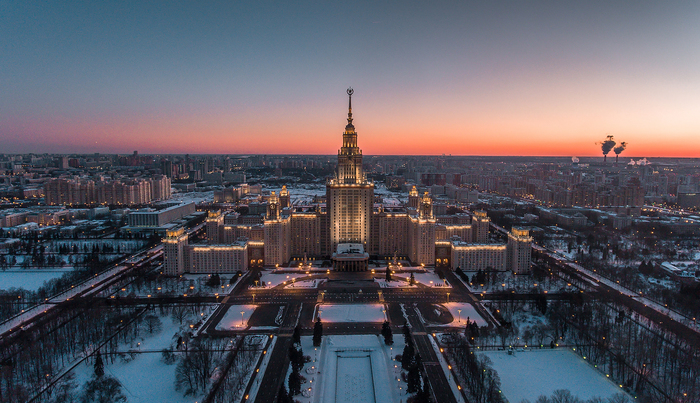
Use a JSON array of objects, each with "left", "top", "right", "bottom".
[
  {"left": 441, "top": 303, "right": 488, "bottom": 327},
  {"left": 0, "top": 268, "right": 73, "bottom": 291},
  {"left": 375, "top": 278, "right": 415, "bottom": 288},
  {"left": 483, "top": 349, "right": 631, "bottom": 402},
  {"left": 69, "top": 316, "right": 206, "bottom": 403},
  {"left": 285, "top": 279, "right": 325, "bottom": 289},
  {"left": 170, "top": 190, "right": 214, "bottom": 204},
  {"left": 316, "top": 304, "right": 387, "bottom": 323},
  {"left": 0, "top": 256, "right": 145, "bottom": 336},
  {"left": 394, "top": 271, "right": 451, "bottom": 288},
  {"left": 290, "top": 335, "right": 408, "bottom": 403},
  {"left": 215, "top": 305, "right": 257, "bottom": 330},
  {"left": 257, "top": 271, "right": 310, "bottom": 288}
]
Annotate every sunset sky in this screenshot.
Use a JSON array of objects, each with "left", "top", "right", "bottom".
[{"left": 2, "top": 1, "right": 700, "bottom": 157}]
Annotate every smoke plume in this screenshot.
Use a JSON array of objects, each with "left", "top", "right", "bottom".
[
  {"left": 596, "top": 135, "right": 616, "bottom": 164},
  {"left": 613, "top": 142, "right": 627, "bottom": 155},
  {"left": 613, "top": 141, "right": 627, "bottom": 164}
]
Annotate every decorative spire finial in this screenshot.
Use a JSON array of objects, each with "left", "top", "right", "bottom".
[{"left": 346, "top": 87, "right": 354, "bottom": 126}]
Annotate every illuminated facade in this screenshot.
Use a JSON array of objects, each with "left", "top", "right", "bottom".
[
  {"left": 450, "top": 226, "right": 532, "bottom": 273},
  {"left": 451, "top": 243, "right": 507, "bottom": 272},
  {"left": 163, "top": 227, "right": 189, "bottom": 276},
  {"left": 45, "top": 175, "right": 171, "bottom": 206},
  {"left": 407, "top": 192, "right": 437, "bottom": 266},
  {"left": 327, "top": 88, "right": 374, "bottom": 254},
  {"left": 263, "top": 191, "right": 291, "bottom": 266},
  {"left": 471, "top": 210, "right": 490, "bottom": 243},
  {"left": 163, "top": 89, "right": 532, "bottom": 274},
  {"left": 507, "top": 227, "right": 533, "bottom": 274},
  {"left": 188, "top": 243, "right": 247, "bottom": 273}
]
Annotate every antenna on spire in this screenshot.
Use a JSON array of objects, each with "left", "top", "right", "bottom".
[{"left": 346, "top": 87, "right": 354, "bottom": 125}]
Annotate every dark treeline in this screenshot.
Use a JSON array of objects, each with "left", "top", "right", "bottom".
[{"left": 545, "top": 297, "right": 700, "bottom": 402}]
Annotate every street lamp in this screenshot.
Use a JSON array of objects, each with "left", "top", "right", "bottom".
[
  {"left": 458, "top": 309, "right": 462, "bottom": 323},
  {"left": 240, "top": 311, "right": 245, "bottom": 327}
]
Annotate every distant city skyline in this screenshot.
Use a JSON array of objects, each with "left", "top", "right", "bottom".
[{"left": 2, "top": 1, "right": 700, "bottom": 157}]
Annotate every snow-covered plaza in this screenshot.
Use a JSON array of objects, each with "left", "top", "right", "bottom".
[
  {"left": 292, "top": 335, "right": 409, "bottom": 403},
  {"left": 316, "top": 304, "right": 387, "bottom": 323},
  {"left": 215, "top": 304, "right": 257, "bottom": 330}
]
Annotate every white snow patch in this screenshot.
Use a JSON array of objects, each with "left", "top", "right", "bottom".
[
  {"left": 483, "top": 349, "right": 631, "bottom": 402},
  {"left": 394, "top": 271, "right": 451, "bottom": 288},
  {"left": 0, "top": 269, "right": 73, "bottom": 291},
  {"left": 442, "top": 303, "right": 488, "bottom": 327},
  {"left": 215, "top": 305, "right": 257, "bottom": 330},
  {"left": 257, "top": 272, "right": 308, "bottom": 288},
  {"left": 316, "top": 304, "right": 387, "bottom": 323},
  {"left": 69, "top": 316, "right": 202, "bottom": 403},
  {"left": 285, "top": 279, "right": 325, "bottom": 289}
]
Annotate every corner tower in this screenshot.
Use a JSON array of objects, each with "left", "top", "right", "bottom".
[{"left": 327, "top": 88, "right": 374, "bottom": 266}]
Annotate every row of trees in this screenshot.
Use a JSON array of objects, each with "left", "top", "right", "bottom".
[
  {"left": 209, "top": 336, "right": 266, "bottom": 403},
  {"left": 400, "top": 324, "right": 432, "bottom": 402},
  {"left": 285, "top": 320, "right": 324, "bottom": 399},
  {"left": 446, "top": 337, "right": 505, "bottom": 403},
  {"left": 520, "top": 389, "right": 631, "bottom": 403},
  {"left": 546, "top": 297, "right": 700, "bottom": 402}
]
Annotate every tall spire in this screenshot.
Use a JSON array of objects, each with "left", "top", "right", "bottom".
[{"left": 346, "top": 87, "right": 354, "bottom": 130}]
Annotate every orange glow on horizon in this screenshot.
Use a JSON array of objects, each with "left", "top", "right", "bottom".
[{"left": 4, "top": 100, "right": 700, "bottom": 157}]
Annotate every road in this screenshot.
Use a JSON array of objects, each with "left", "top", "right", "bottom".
[
  {"left": 534, "top": 246, "right": 700, "bottom": 346},
  {"left": 253, "top": 302, "right": 301, "bottom": 403},
  {"left": 0, "top": 244, "right": 162, "bottom": 341},
  {"left": 405, "top": 303, "right": 458, "bottom": 403}
]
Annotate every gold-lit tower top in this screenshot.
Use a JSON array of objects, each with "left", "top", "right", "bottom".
[
  {"left": 346, "top": 87, "right": 354, "bottom": 132},
  {"left": 335, "top": 87, "right": 365, "bottom": 184}
]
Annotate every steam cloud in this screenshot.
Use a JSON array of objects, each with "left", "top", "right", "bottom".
[
  {"left": 613, "top": 142, "right": 627, "bottom": 155},
  {"left": 596, "top": 134, "right": 616, "bottom": 163}
]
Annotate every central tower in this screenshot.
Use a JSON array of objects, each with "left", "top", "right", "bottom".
[
  {"left": 336, "top": 88, "right": 364, "bottom": 183},
  {"left": 327, "top": 88, "right": 374, "bottom": 270}
]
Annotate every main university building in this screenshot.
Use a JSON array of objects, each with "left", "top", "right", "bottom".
[{"left": 164, "top": 90, "right": 532, "bottom": 275}]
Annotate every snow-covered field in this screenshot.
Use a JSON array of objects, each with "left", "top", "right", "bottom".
[
  {"left": 442, "top": 303, "right": 488, "bottom": 327},
  {"left": 483, "top": 349, "right": 630, "bottom": 402},
  {"left": 0, "top": 269, "right": 72, "bottom": 291},
  {"left": 215, "top": 304, "right": 257, "bottom": 330},
  {"left": 317, "top": 304, "right": 387, "bottom": 323},
  {"left": 69, "top": 316, "right": 204, "bottom": 403},
  {"left": 394, "top": 271, "right": 451, "bottom": 288}
]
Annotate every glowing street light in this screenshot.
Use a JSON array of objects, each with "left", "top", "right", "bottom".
[
  {"left": 240, "top": 311, "right": 245, "bottom": 327},
  {"left": 458, "top": 309, "right": 462, "bottom": 323}
]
